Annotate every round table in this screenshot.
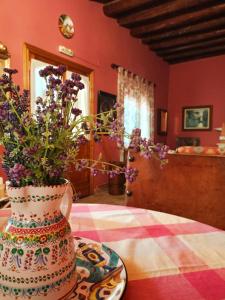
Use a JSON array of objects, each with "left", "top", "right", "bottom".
[{"left": 1, "top": 203, "right": 225, "bottom": 299}]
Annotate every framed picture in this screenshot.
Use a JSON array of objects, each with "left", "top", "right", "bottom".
[
  {"left": 182, "top": 105, "right": 212, "bottom": 131},
  {"left": 97, "top": 91, "right": 117, "bottom": 134},
  {"left": 157, "top": 109, "right": 168, "bottom": 136},
  {"left": 97, "top": 91, "right": 116, "bottom": 114}
]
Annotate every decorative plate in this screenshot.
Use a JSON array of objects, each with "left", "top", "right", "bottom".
[
  {"left": 66, "top": 237, "right": 127, "bottom": 300},
  {"left": 58, "top": 15, "right": 74, "bottom": 39}
]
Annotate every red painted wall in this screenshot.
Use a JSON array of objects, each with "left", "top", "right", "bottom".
[
  {"left": 167, "top": 55, "right": 225, "bottom": 149},
  {"left": 0, "top": 0, "right": 169, "bottom": 186}
]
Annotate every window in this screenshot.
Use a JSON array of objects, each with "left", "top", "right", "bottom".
[
  {"left": 124, "top": 94, "right": 152, "bottom": 147},
  {"left": 66, "top": 71, "right": 90, "bottom": 116},
  {"left": 30, "top": 59, "right": 90, "bottom": 116},
  {"left": 30, "top": 59, "right": 56, "bottom": 113},
  {"left": 117, "top": 67, "right": 154, "bottom": 147}
]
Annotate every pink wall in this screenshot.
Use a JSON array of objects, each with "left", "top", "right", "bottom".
[
  {"left": 167, "top": 55, "right": 225, "bottom": 149},
  {"left": 0, "top": 0, "right": 169, "bottom": 186}
]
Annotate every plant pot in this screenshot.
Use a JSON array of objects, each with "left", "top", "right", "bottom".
[{"left": 0, "top": 180, "right": 77, "bottom": 300}]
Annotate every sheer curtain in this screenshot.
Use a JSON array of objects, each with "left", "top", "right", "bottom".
[{"left": 117, "top": 67, "right": 154, "bottom": 147}]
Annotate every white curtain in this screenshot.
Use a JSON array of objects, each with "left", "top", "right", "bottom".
[{"left": 117, "top": 67, "right": 154, "bottom": 147}]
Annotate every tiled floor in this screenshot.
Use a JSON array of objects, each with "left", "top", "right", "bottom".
[{"left": 76, "top": 186, "right": 126, "bottom": 206}]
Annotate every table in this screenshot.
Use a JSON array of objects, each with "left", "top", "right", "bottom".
[{"left": 1, "top": 204, "right": 225, "bottom": 299}]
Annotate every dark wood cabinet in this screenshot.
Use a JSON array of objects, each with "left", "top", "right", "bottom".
[{"left": 65, "top": 142, "right": 91, "bottom": 198}]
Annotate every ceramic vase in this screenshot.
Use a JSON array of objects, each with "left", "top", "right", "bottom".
[{"left": 0, "top": 180, "right": 77, "bottom": 300}]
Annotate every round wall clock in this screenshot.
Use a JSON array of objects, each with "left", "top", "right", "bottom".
[{"left": 58, "top": 15, "right": 74, "bottom": 39}]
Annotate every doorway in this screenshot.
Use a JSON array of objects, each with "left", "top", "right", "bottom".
[{"left": 23, "top": 43, "right": 94, "bottom": 197}]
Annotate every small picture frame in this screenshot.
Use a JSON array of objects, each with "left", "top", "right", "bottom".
[
  {"left": 157, "top": 109, "right": 168, "bottom": 136},
  {"left": 97, "top": 91, "right": 116, "bottom": 115},
  {"left": 182, "top": 105, "right": 212, "bottom": 131}
]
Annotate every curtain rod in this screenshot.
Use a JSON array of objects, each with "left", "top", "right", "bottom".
[{"left": 111, "top": 63, "right": 156, "bottom": 87}]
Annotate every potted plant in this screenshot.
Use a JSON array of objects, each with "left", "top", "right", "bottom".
[{"left": 0, "top": 66, "right": 168, "bottom": 299}]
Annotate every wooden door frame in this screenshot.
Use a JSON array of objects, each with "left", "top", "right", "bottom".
[{"left": 23, "top": 43, "right": 94, "bottom": 194}]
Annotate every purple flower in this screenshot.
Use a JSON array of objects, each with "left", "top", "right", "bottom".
[
  {"left": 22, "top": 145, "right": 38, "bottom": 156},
  {"left": 53, "top": 65, "right": 66, "bottom": 76},
  {"left": 90, "top": 168, "right": 98, "bottom": 176},
  {"left": 49, "top": 168, "right": 62, "bottom": 178},
  {"left": 132, "top": 128, "right": 141, "bottom": 136},
  {"left": 129, "top": 129, "right": 142, "bottom": 148},
  {"left": 58, "top": 153, "right": 67, "bottom": 161},
  {"left": 48, "top": 76, "right": 62, "bottom": 89},
  {"left": 40, "top": 65, "right": 55, "bottom": 77},
  {"left": 71, "top": 73, "right": 81, "bottom": 81},
  {"left": 49, "top": 100, "right": 57, "bottom": 112},
  {"left": 36, "top": 97, "right": 44, "bottom": 105},
  {"left": 156, "top": 144, "right": 169, "bottom": 160},
  {"left": 108, "top": 170, "right": 120, "bottom": 178},
  {"left": 64, "top": 79, "right": 75, "bottom": 88},
  {"left": 76, "top": 82, "right": 85, "bottom": 90},
  {"left": 75, "top": 159, "right": 88, "bottom": 171},
  {"left": 3, "top": 68, "right": 18, "bottom": 75},
  {"left": 124, "top": 167, "right": 138, "bottom": 183},
  {"left": 81, "top": 122, "right": 89, "bottom": 131},
  {"left": 9, "top": 164, "right": 32, "bottom": 185},
  {"left": 0, "top": 74, "right": 11, "bottom": 85},
  {"left": 77, "top": 135, "right": 88, "bottom": 145},
  {"left": 71, "top": 108, "right": 82, "bottom": 116}
]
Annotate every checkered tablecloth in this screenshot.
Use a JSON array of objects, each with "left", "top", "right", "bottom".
[
  {"left": 70, "top": 204, "right": 225, "bottom": 300},
  {"left": 1, "top": 203, "right": 225, "bottom": 299}
]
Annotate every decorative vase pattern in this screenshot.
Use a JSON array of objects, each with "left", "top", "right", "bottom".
[{"left": 0, "top": 181, "right": 77, "bottom": 300}]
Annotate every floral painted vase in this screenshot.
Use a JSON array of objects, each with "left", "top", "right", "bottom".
[{"left": 0, "top": 180, "right": 77, "bottom": 300}]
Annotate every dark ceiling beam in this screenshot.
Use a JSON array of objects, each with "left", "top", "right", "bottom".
[
  {"left": 167, "top": 47, "right": 225, "bottom": 64},
  {"left": 163, "top": 43, "right": 225, "bottom": 61},
  {"left": 90, "top": 0, "right": 112, "bottom": 3},
  {"left": 118, "top": 0, "right": 220, "bottom": 28},
  {"left": 103, "top": 0, "right": 153, "bottom": 17},
  {"left": 157, "top": 36, "right": 225, "bottom": 56},
  {"left": 143, "top": 16, "right": 225, "bottom": 43},
  {"left": 131, "top": 2, "right": 225, "bottom": 38},
  {"left": 149, "top": 27, "right": 225, "bottom": 50}
]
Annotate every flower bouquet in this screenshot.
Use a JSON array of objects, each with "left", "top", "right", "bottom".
[
  {"left": 0, "top": 66, "right": 168, "bottom": 188},
  {"left": 0, "top": 65, "right": 168, "bottom": 300}
]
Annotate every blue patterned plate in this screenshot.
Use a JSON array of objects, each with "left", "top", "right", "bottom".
[{"left": 65, "top": 237, "right": 127, "bottom": 300}]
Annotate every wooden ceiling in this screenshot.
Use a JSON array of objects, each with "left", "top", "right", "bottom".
[{"left": 91, "top": 0, "right": 225, "bottom": 64}]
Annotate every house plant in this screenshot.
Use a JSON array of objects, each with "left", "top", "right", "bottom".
[{"left": 0, "top": 66, "right": 168, "bottom": 299}]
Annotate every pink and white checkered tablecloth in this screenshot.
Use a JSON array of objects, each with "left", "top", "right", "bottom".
[{"left": 1, "top": 203, "right": 225, "bottom": 299}]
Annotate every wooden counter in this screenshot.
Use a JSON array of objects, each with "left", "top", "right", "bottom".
[{"left": 126, "top": 152, "right": 225, "bottom": 230}]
